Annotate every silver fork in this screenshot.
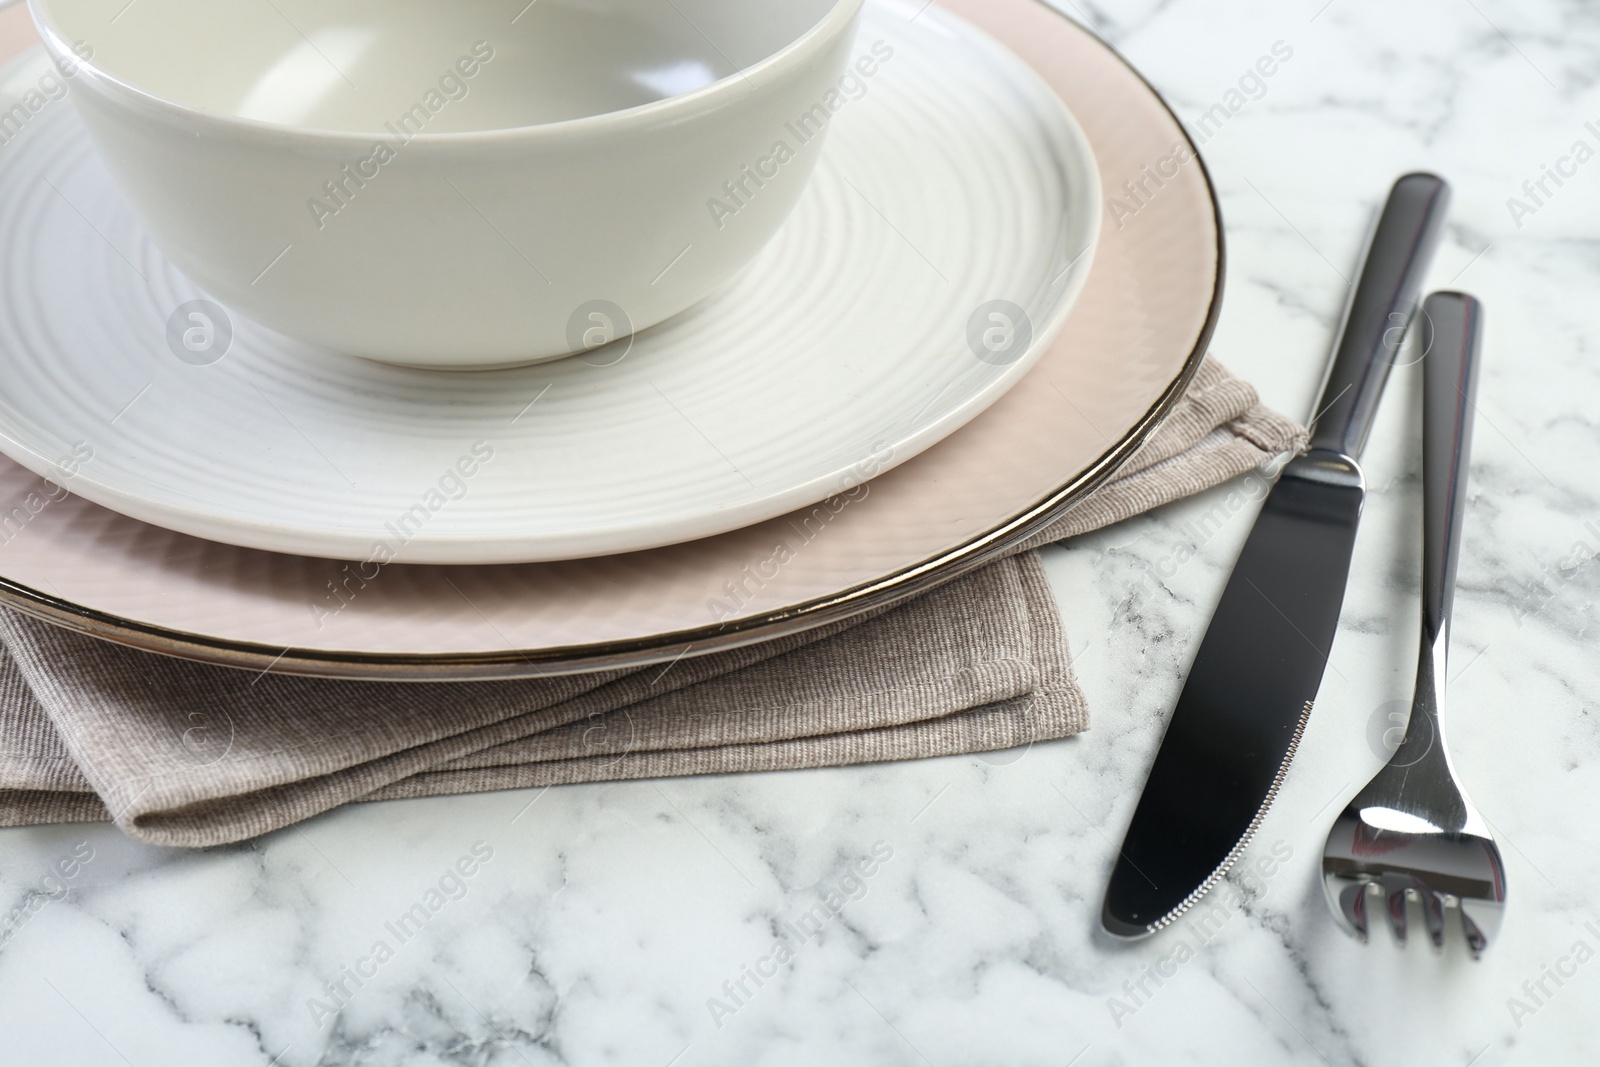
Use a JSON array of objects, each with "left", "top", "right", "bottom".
[{"left": 1320, "top": 290, "right": 1506, "bottom": 957}]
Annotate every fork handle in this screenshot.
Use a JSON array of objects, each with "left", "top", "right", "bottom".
[{"left": 1420, "top": 292, "right": 1484, "bottom": 645}]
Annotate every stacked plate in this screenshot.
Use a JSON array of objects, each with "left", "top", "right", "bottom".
[{"left": 0, "top": 0, "right": 1221, "bottom": 679}]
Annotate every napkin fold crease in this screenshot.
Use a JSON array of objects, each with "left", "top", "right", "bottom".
[{"left": 0, "top": 358, "right": 1303, "bottom": 847}]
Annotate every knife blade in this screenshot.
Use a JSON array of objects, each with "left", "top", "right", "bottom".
[{"left": 1101, "top": 172, "right": 1452, "bottom": 939}]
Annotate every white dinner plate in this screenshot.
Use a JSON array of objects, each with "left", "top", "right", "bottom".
[{"left": 0, "top": 0, "right": 1099, "bottom": 564}]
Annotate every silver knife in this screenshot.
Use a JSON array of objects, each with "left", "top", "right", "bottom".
[{"left": 1102, "top": 172, "right": 1452, "bottom": 939}]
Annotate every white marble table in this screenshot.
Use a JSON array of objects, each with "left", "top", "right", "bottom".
[{"left": 2, "top": 1, "right": 1594, "bottom": 1063}]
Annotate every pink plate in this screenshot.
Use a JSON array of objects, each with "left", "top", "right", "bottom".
[{"left": 0, "top": 0, "right": 1222, "bottom": 679}]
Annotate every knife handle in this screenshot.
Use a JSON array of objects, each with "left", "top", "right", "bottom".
[
  {"left": 1419, "top": 291, "right": 1483, "bottom": 644},
  {"left": 1307, "top": 172, "right": 1451, "bottom": 460}
]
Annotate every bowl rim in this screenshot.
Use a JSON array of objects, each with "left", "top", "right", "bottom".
[{"left": 26, "top": 0, "right": 866, "bottom": 146}]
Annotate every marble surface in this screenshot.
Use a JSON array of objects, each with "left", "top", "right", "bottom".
[{"left": 2, "top": 0, "right": 1597, "bottom": 1063}]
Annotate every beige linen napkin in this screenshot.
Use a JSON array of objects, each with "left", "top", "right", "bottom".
[{"left": 0, "top": 359, "right": 1302, "bottom": 847}]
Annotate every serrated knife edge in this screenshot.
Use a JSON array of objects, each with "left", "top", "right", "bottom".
[{"left": 1113, "top": 699, "right": 1314, "bottom": 940}]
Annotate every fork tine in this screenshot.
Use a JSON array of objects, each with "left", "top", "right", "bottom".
[
  {"left": 1461, "top": 908, "right": 1490, "bottom": 959},
  {"left": 1419, "top": 884, "right": 1446, "bottom": 949},
  {"left": 1383, "top": 875, "right": 1408, "bottom": 945},
  {"left": 1335, "top": 881, "right": 1371, "bottom": 942}
]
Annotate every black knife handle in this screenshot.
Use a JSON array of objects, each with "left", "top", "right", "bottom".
[
  {"left": 1419, "top": 291, "right": 1483, "bottom": 643},
  {"left": 1307, "top": 172, "right": 1451, "bottom": 460}
]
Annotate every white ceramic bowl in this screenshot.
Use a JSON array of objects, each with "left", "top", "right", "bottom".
[{"left": 27, "top": 0, "right": 865, "bottom": 366}]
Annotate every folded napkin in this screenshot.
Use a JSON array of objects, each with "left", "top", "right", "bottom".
[{"left": 0, "top": 359, "right": 1302, "bottom": 847}]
